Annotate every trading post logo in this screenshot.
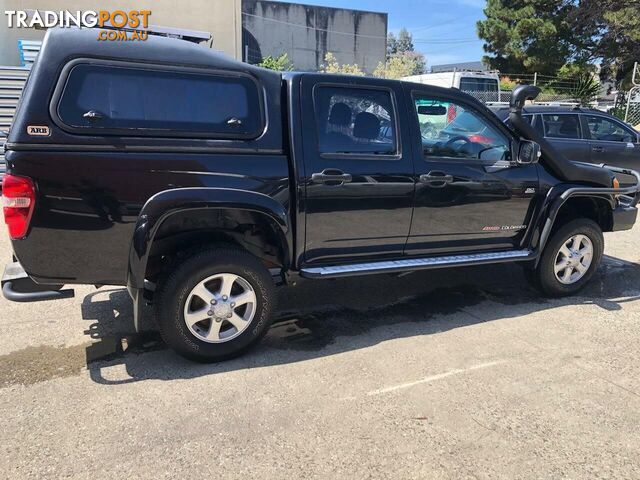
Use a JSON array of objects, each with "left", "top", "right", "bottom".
[{"left": 4, "top": 10, "right": 152, "bottom": 41}]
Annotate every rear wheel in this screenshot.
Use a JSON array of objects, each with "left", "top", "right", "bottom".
[
  {"left": 155, "top": 246, "right": 276, "bottom": 362},
  {"left": 530, "top": 218, "right": 604, "bottom": 297}
]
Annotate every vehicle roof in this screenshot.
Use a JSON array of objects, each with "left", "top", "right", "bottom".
[
  {"left": 43, "top": 27, "right": 264, "bottom": 72},
  {"left": 8, "top": 27, "right": 284, "bottom": 150},
  {"left": 283, "top": 72, "right": 490, "bottom": 100},
  {"left": 491, "top": 105, "right": 613, "bottom": 120}
]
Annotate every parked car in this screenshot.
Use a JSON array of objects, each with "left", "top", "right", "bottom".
[
  {"left": 2, "top": 28, "right": 639, "bottom": 362},
  {"left": 492, "top": 106, "right": 640, "bottom": 183}
]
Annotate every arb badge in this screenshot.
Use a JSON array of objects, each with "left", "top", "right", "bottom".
[{"left": 27, "top": 125, "right": 50, "bottom": 136}]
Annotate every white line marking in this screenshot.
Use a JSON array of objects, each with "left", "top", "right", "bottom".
[{"left": 367, "top": 360, "right": 507, "bottom": 396}]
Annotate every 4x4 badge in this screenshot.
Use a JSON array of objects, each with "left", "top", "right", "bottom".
[{"left": 27, "top": 125, "right": 50, "bottom": 136}]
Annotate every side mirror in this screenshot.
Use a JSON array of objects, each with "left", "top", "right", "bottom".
[{"left": 517, "top": 140, "right": 541, "bottom": 165}]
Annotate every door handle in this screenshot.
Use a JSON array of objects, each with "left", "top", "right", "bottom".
[
  {"left": 592, "top": 145, "right": 605, "bottom": 153},
  {"left": 420, "top": 171, "right": 453, "bottom": 187},
  {"left": 82, "top": 110, "right": 104, "bottom": 122},
  {"left": 311, "top": 169, "right": 353, "bottom": 184}
]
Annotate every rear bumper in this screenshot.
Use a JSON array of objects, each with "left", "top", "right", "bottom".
[
  {"left": 612, "top": 203, "right": 638, "bottom": 232},
  {"left": 2, "top": 260, "right": 74, "bottom": 302}
]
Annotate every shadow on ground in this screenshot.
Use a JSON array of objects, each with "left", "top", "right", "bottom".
[{"left": 73, "top": 254, "right": 640, "bottom": 385}]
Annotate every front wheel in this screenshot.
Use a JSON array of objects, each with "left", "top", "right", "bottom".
[
  {"left": 155, "top": 246, "right": 276, "bottom": 362},
  {"left": 530, "top": 218, "right": 604, "bottom": 297}
]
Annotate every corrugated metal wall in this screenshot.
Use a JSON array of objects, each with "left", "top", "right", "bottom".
[
  {"left": 0, "top": 66, "right": 30, "bottom": 184},
  {"left": 18, "top": 40, "right": 42, "bottom": 67}
]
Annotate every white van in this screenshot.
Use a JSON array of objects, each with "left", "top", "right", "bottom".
[{"left": 403, "top": 70, "right": 501, "bottom": 102}]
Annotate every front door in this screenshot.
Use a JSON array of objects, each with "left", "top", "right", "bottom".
[
  {"left": 405, "top": 88, "right": 540, "bottom": 255},
  {"left": 300, "top": 76, "right": 414, "bottom": 265}
]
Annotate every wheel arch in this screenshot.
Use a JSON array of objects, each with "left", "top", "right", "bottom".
[
  {"left": 534, "top": 190, "right": 614, "bottom": 266},
  {"left": 552, "top": 195, "right": 614, "bottom": 233},
  {"left": 127, "top": 188, "right": 292, "bottom": 293}
]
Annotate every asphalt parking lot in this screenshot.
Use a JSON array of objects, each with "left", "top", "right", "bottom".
[{"left": 1, "top": 223, "right": 640, "bottom": 479}]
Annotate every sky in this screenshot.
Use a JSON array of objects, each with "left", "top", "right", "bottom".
[{"left": 277, "top": 0, "right": 488, "bottom": 69}]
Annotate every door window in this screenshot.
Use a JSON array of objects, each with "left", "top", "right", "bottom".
[
  {"left": 314, "top": 86, "right": 397, "bottom": 155},
  {"left": 541, "top": 114, "right": 581, "bottom": 139},
  {"left": 585, "top": 115, "right": 636, "bottom": 143},
  {"left": 413, "top": 96, "right": 510, "bottom": 161}
]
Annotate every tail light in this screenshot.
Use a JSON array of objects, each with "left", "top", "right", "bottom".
[{"left": 2, "top": 174, "right": 36, "bottom": 239}]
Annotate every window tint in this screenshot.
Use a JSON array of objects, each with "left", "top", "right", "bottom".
[
  {"left": 585, "top": 115, "right": 636, "bottom": 143},
  {"left": 57, "top": 64, "right": 262, "bottom": 137},
  {"left": 542, "top": 114, "right": 581, "bottom": 139},
  {"left": 414, "top": 96, "right": 510, "bottom": 161},
  {"left": 314, "top": 86, "right": 397, "bottom": 155}
]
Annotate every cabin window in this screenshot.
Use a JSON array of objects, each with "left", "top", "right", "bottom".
[
  {"left": 314, "top": 86, "right": 398, "bottom": 156},
  {"left": 541, "top": 114, "right": 581, "bottom": 139},
  {"left": 56, "top": 63, "right": 263, "bottom": 138}
]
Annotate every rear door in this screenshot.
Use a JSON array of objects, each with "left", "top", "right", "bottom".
[
  {"left": 300, "top": 75, "right": 415, "bottom": 265},
  {"left": 405, "top": 87, "right": 539, "bottom": 255},
  {"left": 583, "top": 113, "right": 640, "bottom": 169},
  {"left": 539, "top": 113, "right": 590, "bottom": 162}
]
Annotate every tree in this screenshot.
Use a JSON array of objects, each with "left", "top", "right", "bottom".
[
  {"left": 319, "top": 53, "right": 365, "bottom": 76},
  {"left": 477, "top": 0, "right": 640, "bottom": 88},
  {"left": 569, "top": 74, "right": 602, "bottom": 106},
  {"left": 477, "top": 0, "right": 581, "bottom": 76},
  {"left": 258, "top": 53, "right": 294, "bottom": 71},
  {"left": 374, "top": 52, "right": 426, "bottom": 79},
  {"left": 380, "top": 28, "right": 425, "bottom": 78},
  {"left": 396, "top": 28, "right": 415, "bottom": 54},
  {"left": 570, "top": 0, "right": 640, "bottom": 88},
  {"left": 386, "top": 32, "right": 398, "bottom": 60}
]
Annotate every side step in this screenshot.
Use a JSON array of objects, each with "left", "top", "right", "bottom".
[{"left": 300, "top": 250, "right": 534, "bottom": 279}]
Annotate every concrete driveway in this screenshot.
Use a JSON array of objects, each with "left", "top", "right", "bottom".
[{"left": 1, "top": 223, "right": 640, "bottom": 479}]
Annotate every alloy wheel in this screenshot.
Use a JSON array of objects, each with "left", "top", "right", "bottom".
[
  {"left": 183, "top": 273, "right": 257, "bottom": 343},
  {"left": 554, "top": 234, "right": 593, "bottom": 285}
]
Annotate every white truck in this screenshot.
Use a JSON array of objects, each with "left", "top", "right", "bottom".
[{"left": 403, "top": 70, "right": 501, "bottom": 102}]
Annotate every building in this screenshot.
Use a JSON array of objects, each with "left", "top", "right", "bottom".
[
  {"left": 242, "top": 0, "right": 387, "bottom": 73},
  {"left": 0, "top": 0, "right": 387, "bottom": 73}
]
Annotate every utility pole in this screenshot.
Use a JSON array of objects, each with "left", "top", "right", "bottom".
[{"left": 624, "top": 62, "right": 638, "bottom": 123}]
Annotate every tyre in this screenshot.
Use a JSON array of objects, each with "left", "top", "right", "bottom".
[
  {"left": 155, "top": 246, "right": 276, "bottom": 362},
  {"left": 531, "top": 218, "right": 604, "bottom": 297}
]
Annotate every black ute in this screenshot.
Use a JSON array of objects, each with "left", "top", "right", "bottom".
[{"left": 2, "top": 28, "right": 639, "bottom": 361}]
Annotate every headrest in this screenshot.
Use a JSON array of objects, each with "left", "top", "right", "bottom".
[
  {"left": 353, "top": 112, "right": 380, "bottom": 140},
  {"left": 328, "top": 102, "right": 352, "bottom": 127}
]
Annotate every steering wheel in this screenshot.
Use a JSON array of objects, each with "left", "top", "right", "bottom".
[{"left": 444, "top": 135, "right": 472, "bottom": 149}]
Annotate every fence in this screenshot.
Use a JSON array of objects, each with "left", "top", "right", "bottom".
[
  {"left": 0, "top": 66, "right": 29, "bottom": 184},
  {"left": 624, "top": 62, "right": 640, "bottom": 128},
  {"left": 462, "top": 89, "right": 580, "bottom": 106}
]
